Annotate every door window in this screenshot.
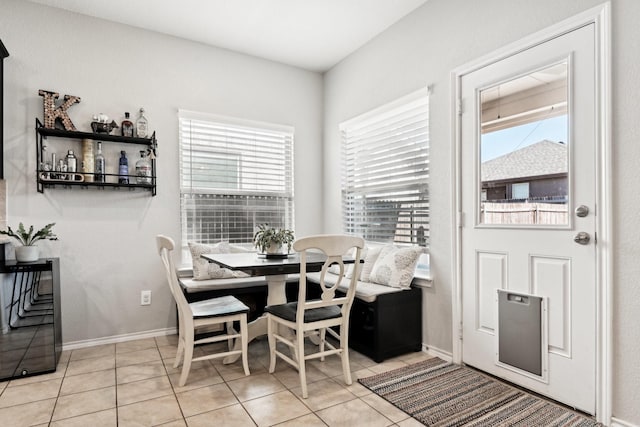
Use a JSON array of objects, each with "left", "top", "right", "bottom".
[{"left": 479, "top": 62, "right": 569, "bottom": 226}]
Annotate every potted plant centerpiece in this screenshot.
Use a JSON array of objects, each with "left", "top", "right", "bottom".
[
  {"left": 0, "top": 222, "right": 57, "bottom": 262},
  {"left": 253, "top": 224, "right": 294, "bottom": 257}
]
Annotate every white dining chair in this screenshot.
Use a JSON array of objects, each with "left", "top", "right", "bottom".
[
  {"left": 156, "top": 235, "right": 250, "bottom": 386},
  {"left": 265, "top": 234, "right": 365, "bottom": 398}
]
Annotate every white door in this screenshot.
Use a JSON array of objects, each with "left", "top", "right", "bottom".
[{"left": 460, "top": 24, "right": 597, "bottom": 413}]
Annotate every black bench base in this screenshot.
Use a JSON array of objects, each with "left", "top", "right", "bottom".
[{"left": 347, "top": 286, "right": 422, "bottom": 363}]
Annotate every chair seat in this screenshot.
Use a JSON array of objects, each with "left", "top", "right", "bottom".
[
  {"left": 190, "top": 295, "right": 249, "bottom": 318},
  {"left": 265, "top": 302, "right": 342, "bottom": 323}
]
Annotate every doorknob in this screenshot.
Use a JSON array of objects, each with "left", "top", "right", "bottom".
[{"left": 574, "top": 232, "right": 590, "bottom": 245}]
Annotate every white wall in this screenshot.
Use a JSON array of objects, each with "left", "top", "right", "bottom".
[
  {"left": 0, "top": 0, "right": 323, "bottom": 343},
  {"left": 324, "top": 0, "right": 639, "bottom": 424}
]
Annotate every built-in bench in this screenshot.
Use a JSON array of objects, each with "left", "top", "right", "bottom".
[
  {"left": 306, "top": 271, "right": 424, "bottom": 362},
  {"left": 177, "top": 268, "right": 300, "bottom": 321},
  {"left": 177, "top": 243, "right": 432, "bottom": 363}
]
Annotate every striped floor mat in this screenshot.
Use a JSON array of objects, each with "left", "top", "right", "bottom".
[{"left": 358, "top": 358, "right": 601, "bottom": 427}]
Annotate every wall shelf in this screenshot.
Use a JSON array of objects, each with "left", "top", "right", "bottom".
[{"left": 35, "top": 118, "right": 157, "bottom": 196}]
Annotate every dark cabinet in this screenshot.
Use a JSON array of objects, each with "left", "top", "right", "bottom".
[
  {"left": 348, "top": 286, "right": 422, "bottom": 363},
  {"left": 0, "top": 255, "right": 61, "bottom": 381}
]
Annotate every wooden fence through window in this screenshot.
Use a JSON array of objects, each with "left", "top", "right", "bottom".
[{"left": 481, "top": 202, "right": 568, "bottom": 225}]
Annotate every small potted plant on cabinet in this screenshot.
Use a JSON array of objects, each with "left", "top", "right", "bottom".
[
  {"left": 0, "top": 222, "right": 57, "bottom": 262},
  {"left": 253, "top": 224, "right": 295, "bottom": 257}
]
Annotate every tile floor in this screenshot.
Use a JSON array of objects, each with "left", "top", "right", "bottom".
[{"left": 0, "top": 334, "right": 431, "bottom": 426}]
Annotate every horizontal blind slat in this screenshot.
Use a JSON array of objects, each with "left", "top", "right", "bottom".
[
  {"left": 341, "top": 92, "right": 430, "bottom": 246},
  {"left": 179, "top": 114, "right": 294, "bottom": 244}
]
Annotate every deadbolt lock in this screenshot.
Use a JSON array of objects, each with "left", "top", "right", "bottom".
[{"left": 575, "top": 205, "right": 589, "bottom": 218}]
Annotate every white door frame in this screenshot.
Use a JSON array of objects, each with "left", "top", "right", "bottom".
[{"left": 450, "top": 3, "right": 611, "bottom": 424}]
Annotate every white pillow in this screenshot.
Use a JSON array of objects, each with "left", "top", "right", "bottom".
[
  {"left": 188, "top": 241, "right": 248, "bottom": 281},
  {"left": 360, "top": 245, "right": 385, "bottom": 282},
  {"left": 369, "top": 246, "right": 422, "bottom": 289}
]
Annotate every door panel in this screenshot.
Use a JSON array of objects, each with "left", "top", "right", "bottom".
[{"left": 461, "top": 24, "right": 596, "bottom": 413}]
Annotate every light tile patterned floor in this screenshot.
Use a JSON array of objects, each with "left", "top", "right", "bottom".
[{"left": 0, "top": 334, "right": 432, "bottom": 426}]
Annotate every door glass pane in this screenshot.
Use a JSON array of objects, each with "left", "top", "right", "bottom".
[{"left": 479, "top": 62, "right": 569, "bottom": 226}]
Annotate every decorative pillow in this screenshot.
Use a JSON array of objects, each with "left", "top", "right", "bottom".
[
  {"left": 348, "top": 245, "right": 368, "bottom": 280},
  {"left": 359, "top": 245, "right": 385, "bottom": 282},
  {"left": 188, "top": 241, "right": 248, "bottom": 281},
  {"left": 369, "top": 246, "right": 422, "bottom": 289}
]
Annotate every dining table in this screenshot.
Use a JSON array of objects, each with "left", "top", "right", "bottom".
[{"left": 201, "top": 251, "right": 351, "bottom": 363}]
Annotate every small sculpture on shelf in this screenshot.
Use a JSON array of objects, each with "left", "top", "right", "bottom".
[{"left": 90, "top": 113, "right": 119, "bottom": 134}]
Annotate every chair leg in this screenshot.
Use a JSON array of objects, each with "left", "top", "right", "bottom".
[
  {"left": 298, "top": 328, "right": 308, "bottom": 399},
  {"left": 179, "top": 329, "right": 195, "bottom": 387},
  {"left": 267, "top": 314, "right": 277, "bottom": 373},
  {"left": 174, "top": 338, "right": 185, "bottom": 368},
  {"left": 240, "top": 315, "right": 250, "bottom": 376},
  {"left": 226, "top": 321, "right": 234, "bottom": 350},
  {"left": 319, "top": 328, "right": 326, "bottom": 362},
  {"left": 341, "top": 326, "right": 353, "bottom": 386}
]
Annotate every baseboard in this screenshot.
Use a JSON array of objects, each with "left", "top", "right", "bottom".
[
  {"left": 611, "top": 417, "right": 639, "bottom": 427},
  {"left": 63, "top": 327, "right": 177, "bottom": 351},
  {"left": 423, "top": 343, "right": 453, "bottom": 363}
]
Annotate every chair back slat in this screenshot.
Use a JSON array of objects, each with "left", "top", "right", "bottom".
[{"left": 294, "top": 234, "right": 365, "bottom": 321}]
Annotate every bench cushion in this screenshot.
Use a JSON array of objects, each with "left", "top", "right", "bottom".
[{"left": 306, "top": 272, "right": 403, "bottom": 303}]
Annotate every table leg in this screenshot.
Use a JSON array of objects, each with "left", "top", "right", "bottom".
[{"left": 223, "top": 274, "right": 288, "bottom": 364}]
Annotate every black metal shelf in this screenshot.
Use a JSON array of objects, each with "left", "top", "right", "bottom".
[
  {"left": 35, "top": 119, "right": 157, "bottom": 196},
  {"left": 36, "top": 118, "right": 155, "bottom": 145}
]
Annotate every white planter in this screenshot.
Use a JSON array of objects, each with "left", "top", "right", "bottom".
[
  {"left": 15, "top": 245, "right": 39, "bottom": 262},
  {"left": 266, "top": 243, "right": 284, "bottom": 255}
]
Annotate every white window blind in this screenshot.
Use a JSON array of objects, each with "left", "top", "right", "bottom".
[
  {"left": 340, "top": 89, "right": 429, "bottom": 246},
  {"left": 179, "top": 110, "right": 294, "bottom": 245}
]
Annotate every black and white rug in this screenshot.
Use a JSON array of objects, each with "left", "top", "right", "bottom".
[{"left": 359, "top": 357, "right": 601, "bottom": 427}]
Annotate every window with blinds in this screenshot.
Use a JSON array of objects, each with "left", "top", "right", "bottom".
[
  {"left": 179, "top": 110, "right": 294, "bottom": 245},
  {"left": 340, "top": 89, "right": 429, "bottom": 246}
]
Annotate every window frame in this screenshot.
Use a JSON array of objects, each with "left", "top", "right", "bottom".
[{"left": 178, "top": 109, "right": 294, "bottom": 250}]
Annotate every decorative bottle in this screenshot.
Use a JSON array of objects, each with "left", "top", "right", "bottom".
[
  {"left": 81, "top": 139, "right": 94, "bottom": 182},
  {"left": 66, "top": 150, "right": 77, "bottom": 180},
  {"left": 118, "top": 151, "right": 129, "bottom": 184},
  {"left": 51, "top": 153, "right": 57, "bottom": 179},
  {"left": 135, "top": 107, "right": 148, "bottom": 138},
  {"left": 94, "top": 142, "right": 106, "bottom": 182},
  {"left": 135, "top": 150, "right": 152, "bottom": 184},
  {"left": 121, "top": 112, "right": 134, "bottom": 137}
]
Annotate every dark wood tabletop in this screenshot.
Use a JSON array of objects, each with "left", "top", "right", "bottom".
[{"left": 201, "top": 252, "right": 356, "bottom": 277}]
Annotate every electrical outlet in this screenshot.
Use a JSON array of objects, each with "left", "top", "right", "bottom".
[{"left": 140, "top": 290, "right": 151, "bottom": 306}]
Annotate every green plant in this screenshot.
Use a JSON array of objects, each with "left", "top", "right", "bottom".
[
  {"left": 253, "top": 224, "right": 295, "bottom": 253},
  {"left": 0, "top": 222, "right": 57, "bottom": 246}
]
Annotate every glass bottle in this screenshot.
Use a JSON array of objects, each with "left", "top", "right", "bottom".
[
  {"left": 58, "top": 159, "right": 67, "bottom": 179},
  {"left": 121, "top": 112, "right": 134, "bottom": 137},
  {"left": 94, "top": 142, "right": 106, "bottom": 183},
  {"left": 82, "top": 139, "right": 94, "bottom": 182},
  {"left": 51, "top": 153, "right": 57, "bottom": 179},
  {"left": 135, "top": 150, "right": 152, "bottom": 184},
  {"left": 135, "top": 107, "right": 148, "bottom": 138},
  {"left": 118, "top": 151, "right": 129, "bottom": 184},
  {"left": 66, "top": 150, "right": 77, "bottom": 180}
]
